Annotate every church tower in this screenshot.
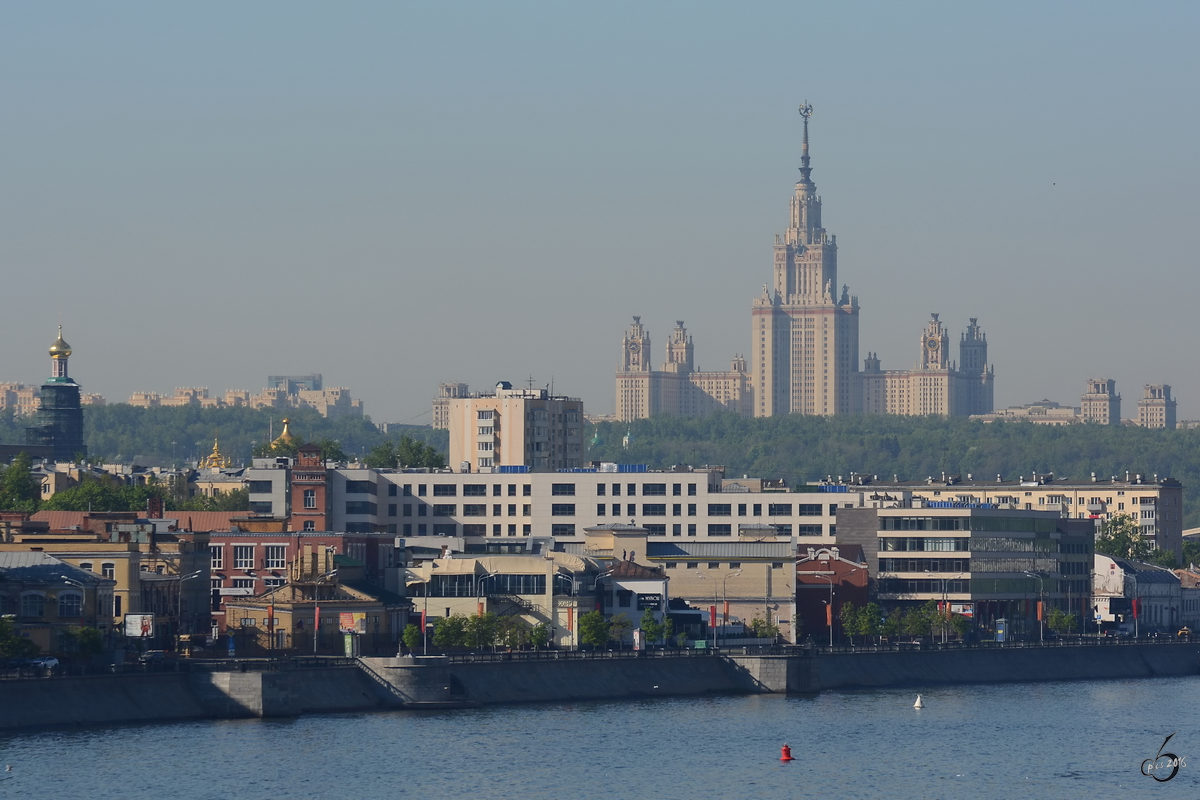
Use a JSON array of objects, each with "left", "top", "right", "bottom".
[
  {"left": 753, "top": 104, "right": 860, "bottom": 417},
  {"left": 26, "top": 326, "right": 87, "bottom": 461}
]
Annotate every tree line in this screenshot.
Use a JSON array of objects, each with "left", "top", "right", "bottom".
[{"left": 589, "top": 414, "right": 1200, "bottom": 528}]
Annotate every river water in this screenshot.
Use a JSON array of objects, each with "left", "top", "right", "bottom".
[{"left": 2, "top": 677, "right": 1196, "bottom": 799}]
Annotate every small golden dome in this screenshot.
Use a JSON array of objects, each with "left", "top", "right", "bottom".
[
  {"left": 273, "top": 417, "right": 297, "bottom": 446},
  {"left": 49, "top": 325, "right": 72, "bottom": 359}
]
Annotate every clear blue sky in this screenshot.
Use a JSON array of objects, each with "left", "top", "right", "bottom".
[{"left": 3, "top": 2, "right": 1198, "bottom": 421}]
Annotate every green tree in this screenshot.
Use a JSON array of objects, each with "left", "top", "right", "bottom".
[
  {"left": 497, "top": 616, "right": 530, "bottom": 649},
  {"left": 529, "top": 622, "right": 550, "bottom": 650},
  {"left": 464, "top": 612, "right": 500, "bottom": 651},
  {"left": 1045, "top": 607, "right": 1077, "bottom": 635},
  {"left": 839, "top": 601, "right": 860, "bottom": 644},
  {"left": 859, "top": 602, "right": 883, "bottom": 643},
  {"left": 749, "top": 617, "right": 780, "bottom": 639},
  {"left": 640, "top": 608, "right": 663, "bottom": 643},
  {"left": 1095, "top": 514, "right": 1151, "bottom": 561},
  {"left": 432, "top": 614, "right": 468, "bottom": 649},
  {"left": 608, "top": 613, "right": 633, "bottom": 647},
  {"left": 0, "top": 618, "right": 39, "bottom": 658},
  {"left": 402, "top": 623, "right": 422, "bottom": 651},
  {"left": 902, "top": 605, "right": 932, "bottom": 640},
  {"left": 579, "top": 611, "right": 610, "bottom": 648},
  {"left": 661, "top": 616, "right": 674, "bottom": 645},
  {"left": 0, "top": 452, "right": 41, "bottom": 512},
  {"left": 881, "top": 607, "right": 904, "bottom": 640},
  {"left": 365, "top": 436, "right": 447, "bottom": 470}
]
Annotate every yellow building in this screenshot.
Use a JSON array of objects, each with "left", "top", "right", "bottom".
[{"left": 446, "top": 382, "right": 584, "bottom": 472}]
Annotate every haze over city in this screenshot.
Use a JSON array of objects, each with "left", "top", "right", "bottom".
[{"left": 4, "top": 3, "right": 1197, "bottom": 421}]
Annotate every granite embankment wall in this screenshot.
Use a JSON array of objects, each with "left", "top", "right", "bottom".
[
  {"left": 0, "top": 667, "right": 387, "bottom": 731},
  {"left": 1, "top": 645, "right": 1196, "bottom": 731},
  {"left": 725, "top": 642, "right": 1200, "bottom": 693}
]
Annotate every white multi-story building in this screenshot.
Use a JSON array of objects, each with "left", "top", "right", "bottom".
[{"left": 445, "top": 382, "right": 585, "bottom": 473}]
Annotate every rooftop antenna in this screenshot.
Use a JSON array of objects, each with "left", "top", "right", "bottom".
[{"left": 526, "top": 375, "right": 536, "bottom": 391}]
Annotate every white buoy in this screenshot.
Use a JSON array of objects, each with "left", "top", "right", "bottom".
[{"left": 913, "top": 694, "right": 924, "bottom": 709}]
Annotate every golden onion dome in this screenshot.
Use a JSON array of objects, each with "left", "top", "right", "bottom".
[
  {"left": 273, "top": 417, "right": 297, "bottom": 446},
  {"left": 49, "top": 325, "right": 72, "bottom": 358}
]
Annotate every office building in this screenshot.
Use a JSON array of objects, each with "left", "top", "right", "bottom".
[{"left": 445, "top": 382, "right": 584, "bottom": 472}]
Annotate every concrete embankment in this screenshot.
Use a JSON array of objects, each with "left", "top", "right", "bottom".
[
  {"left": 1, "top": 644, "right": 1195, "bottom": 732},
  {"left": 725, "top": 642, "right": 1200, "bottom": 693}
]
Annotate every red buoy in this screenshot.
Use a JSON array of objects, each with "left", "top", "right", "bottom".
[{"left": 780, "top": 744, "right": 795, "bottom": 762}]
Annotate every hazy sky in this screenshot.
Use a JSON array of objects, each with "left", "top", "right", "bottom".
[{"left": 4, "top": 3, "right": 1198, "bottom": 422}]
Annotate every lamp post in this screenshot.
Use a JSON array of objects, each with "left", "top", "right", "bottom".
[
  {"left": 175, "top": 570, "right": 203, "bottom": 653},
  {"left": 814, "top": 568, "right": 858, "bottom": 648},
  {"left": 1024, "top": 571, "right": 1045, "bottom": 643},
  {"left": 926, "top": 571, "right": 965, "bottom": 644},
  {"left": 695, "top": 570, "right": 740, "bottom": 651}
]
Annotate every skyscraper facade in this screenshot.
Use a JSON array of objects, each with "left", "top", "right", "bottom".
[{"left": 752, "top": 104, "right": 860, "bottom": 417}]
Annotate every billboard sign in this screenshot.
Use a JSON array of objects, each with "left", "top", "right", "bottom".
[
  {"left": 125, "top": 614, "right": 155, "bottom": 638},
  {"left": 339, "top": 612, "right": 366, "bottom": 634},
  {"left": 637, "top": 594, "right": 663, "bottom": 610},
  {"left": 950, "top": 603, "right": 975, "bottom": 618}
]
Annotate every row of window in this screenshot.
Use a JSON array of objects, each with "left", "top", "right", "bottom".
[
  {"left": 211, "top": 545, "right": 288, "bottom": 570},
  {"left": 0, "top": 592, "right": 84, "bottom": 618},
  {"left": 663, "top": 562, "right": 786, "bottom": 570}
]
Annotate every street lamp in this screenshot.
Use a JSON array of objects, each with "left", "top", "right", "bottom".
[
  {"left": 815, "top": 568, "right": 858, "bottom": 647},
  {"left": 926, "top": 570, "right": 964, "bottom": 644},
  {"left": 176, "top": 570, "right": 204, "bottom": 653},
  {"left": 695, "top": 570, "right": 741, "bottom": 650},
  {"left": 1024, "top": 571, "right": 1046, "bottom": 643}
]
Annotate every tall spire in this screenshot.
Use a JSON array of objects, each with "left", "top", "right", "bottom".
[{"left": 798, "top": 102, "right": 814, "bottom": 186}]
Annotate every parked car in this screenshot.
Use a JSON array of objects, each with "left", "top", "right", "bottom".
[
  {"left": 137, "top": 650, "right": 175, "bottom": 667},
  {"left": 1178, "top": 627, "right": 1193, "bottom": 640}
]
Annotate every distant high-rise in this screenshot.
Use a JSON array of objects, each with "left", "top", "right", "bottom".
[
  {"left": 1137, "top": 384, "right": 1176, "bottom": 429},
  {"left": 26, "top": 327, "right": 86, "bottom": 461},
  {"left": 1081, "top": 379, "right": 1121, "bottom": 425},
  {"left": 752, "top": 104, "right": 860, "bottom": 416}
]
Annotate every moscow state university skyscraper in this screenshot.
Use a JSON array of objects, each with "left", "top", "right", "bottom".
[{"left": 752, "top": 104, "right": 860, "bottom": 417}]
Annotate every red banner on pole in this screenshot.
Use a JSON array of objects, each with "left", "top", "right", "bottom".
[
  {"left": 1036, "top": 601, "right": 1043, "bottom": 622},
  {"left": 723, "top": 600, "right": 729, "bottom": 624},
  {"left": 826, "top": 604, "right": 833, "bottom": 627},
  {"left": 420, "top": 610, "right": 427, "bottom": 632},
  {"left": 568, "top": 607, "right": 574, "bottom": 632},
  {"left": 1133, "top": 598, "right": 1139, "bottom": 619},
  {"left": 709, "top": 605, "right": 717, "bottom": 629}
]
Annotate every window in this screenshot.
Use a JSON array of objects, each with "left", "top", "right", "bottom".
[
  {"left": 433, "top": 485, "right": 457, "bottom": 497},
  {"left": 673, "top": 504, "right": 682, "bottom": 516},
  {"left": 233, "top": 578, "right": 254, "bottom": 590},
  {"left": 688, "top": 504, "right": 696, "bottom": 516},
  {"left": 627, "top": 504, "right": 637, "bottom": 517},
  {"left": 303, "top": 489, "right": 317, "bottom": 509},
  {"left": 210, "top": 546, "right": 224, "bottom": 570},
  {"left": 708, "top": 524, "right": 732, "bottom": 536},
  {"left": 58, "top": 592, "right": 82, "bottom": 617},
  {"left": 404, "top": 484, "right": 413, "bottom": 496},
  {"left": 768, "top": 504, "right": 792, "bottom": 516},
  {"left": 672, "top": 524, "right": 681, "bottom": 536},
  {"left": 522, "top": 485, "right": 532, "bottom": 496},
  {"left": 708, "top": 504, "right": 732, "bottom": 516},
  {"left": 248, "top": 480, "right": 272, "bottom": 494},
  {"left": 627, "top": 484, "right": 637, "bottom": 496},
  {"left": 523, "top": 505, "right": 531, "bottom": 516},
  {"left": 738, "top": 504, "right": 747, "bottom": 516},
  {"left": 248, "top": 502, "right": 273, "bottom": 514},
  {"left": 462, "top": 524, "right": 486, "bottom": 536},
  {"left": 433, "top": 524, "right": 457, "bottom": 535},
  {"left": 388, "top": 503, "right": 397, "bottom": 517},
  {"left": 402, "top": 504, "right": 413, "bottom": 517},
  {"left": 265, "top": 545, "right": 286, "bottom": 569},
  {"left": 388, "top": 484, "right": 397, "bottom": 497},
  {"left": 688, "top": 484, "right": 697, "bottom": 496},
  {"left": 432, "top": 504, "right": 457, "bottom": 517},
  {"left": 552, "top": 483, "right": 576, "bottom": 496},
  {"left": 346, "top": 501, "right": 377, "bottom": 515},
  {"left": 21, "top": 594, "right": 45, "bottom": 617},
  {"left": 493, "top": 484, "right": 502, "bottom": 496},
  {"left": 303, "top": 521, "right": 316, "bottom": 531},
  {"left": 522, "top": 524, "right": 531, "bottom": 535},
  {"left": 643, "top": 483, "right": 666, "bottom": 496},
  {"left": 551, "top": 504, "right": 576, "bottom": 516},
  {"left": 79, "top": 562, "right": 93, "bottom": 572},
  {"left": 463, "top": 504, "right": 487, "bottom": 516},
  {"left": 492, "top": 504, "right": 502, "bottom": 516},
  {"left": 799, "top": 504, "right": 822, "bottom": 516},
  {"left": 687, "top": 524, "right": 696, "bottom": 536},
  {"left": 673, "top": 484, "right": 682, "bottom": 496},
  {"left": 464, "top": 484, "right": 487, "bottom": 496},
  {"left": 645, "top": 524, "right": 666, "bottom": 536},
  {"left": 753, "top": 504, "right": 762, "bottom": 516},
  {"left": 102, "top": 563, "right": 115, "bottom": 579},
  {"left": 729, "top": 562, "right": 741, "bottom": 569},
  {"left": 552, "top": 524, "right": 576, "bottom": 536},
  {"left": 597, "top": 504, "right": 606, "bottom": 516},
  {"left": 708, "top": 562, "right": 720, "bottom": 569},
  {"left": 612, "top": 484, "right": 621, "bottom": 496},
  {"left": 642, "top": 504, "right": 666, "bottom": 516},
  {"left": 264, "top": 578, "right": 285, "bottom": 589},
  {"left": 508, "top": 484, "right": 517, "bottom": 496},
  {"left": 686, "top": 562, "right": 699, "bottom": 569},
  {"left": 234, "top": 546, "right": 254, "bottom": 570},
  {"left": 346, "top": 480, "right": 376, "bottom": 495},
  {"left": 597, "top": 484, "right": 606, "bottom": 496}
]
